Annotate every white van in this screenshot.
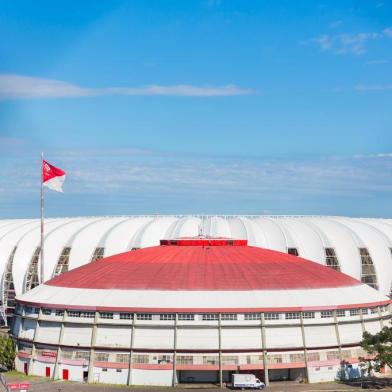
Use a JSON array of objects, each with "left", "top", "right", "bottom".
[{"left": 232, "top": 374, "right": 265, "bottom": 389}]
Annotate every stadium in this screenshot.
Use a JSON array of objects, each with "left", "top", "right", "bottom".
[{"left": 2, "top": 215, "right": 392, "bottom": 386}]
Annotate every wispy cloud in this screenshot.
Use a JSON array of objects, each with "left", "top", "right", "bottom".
[
  {"left": 354, "top": 84, "right": 392, "bottom": 91},
  {"left": 329, "top": 20, "right": 343, "bottom": 29},
  {"left": 309, "top": 26, "right": 392, "bottom": 55},
  {"left": 0, "top": 74, "right": 254, "bottom": 100}
]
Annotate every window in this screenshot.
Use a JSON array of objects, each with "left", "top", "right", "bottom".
[
  {"left": 370, "top": 307, "right": 378, "bottom": 314},
  {"left": 315, "top": 367, "right": 320, "bottom": 371},
  {"left": 177, "top": 356, "right": 193, "bottom": 365},
  {"left": 285, "top": 312, "right": 300, "bottom": 320},
  {"left": 33, "top": 307, "right": 39, "bottom": 314},
  {"left": 42, "top": 309, "right": 52, "bottom": 316},
  {"left": 287, "top": 248, "right": 299, "bottom": 256},
  {"left": 350, "top": 309, "right": 360, "bottom": 316},
  {"left": 3, "top": 247, "right": 17, "bottom": 316},
  {"left": 178, "top": 314, "right": 194, "bottom": 321},
  {"left": 61, "top": 351, "right": 73, "bottom": 359},
  {"left": 268, "top": 354, "right": 283, "bottom": 364},
  {"left": 91, "top": 247, "right": 105, "bottom": 262},
  {"left": 99, "top": 312, "right": 113, "bottom": 319},
  {"left": 321, "top": 311, "right": 333, "bottom": 318},
  {"left": 336, "top": 310, "right": 346, "bottom": 317},
  {"left": 133, "top": 354, "right": 149, "bottom": 364},
  {"left": 203, "top": 356, "right": 218, "bottom": 365},
  {"left": 137, "top": 314, "right": 152, "bottom": 321},
  {"left": 94, "top": 352, "right": 109, "bottom": 362},
  {"left": 116, "top": 369, "right": 122, "bottom": 373},
  {"left": 54, "top": 247, "right": 71, "bottom": 276},
  {"left": 221, "top": 314, "right": 237, "bottom": 321},
  {"left": 116, "top": 353, "right": 129, "bottom": 363},
  {"left": 325, "top": 248, "right": 340, "bottom": 271},
  {"left": 307, "top": 352, "right": 320, "bottom": 361},
  {"left": 68, "top": 311, "right": 81, "bottom": 318},
  {"left": 302, "top": 312, "right": 315, "bottom": 319},
  {"left": 265, "top": 313, "right": 280, "bottom": 320},
  {"left": 361, "top": 308, "right": 369, "bottom": 315},
  {"left": 75, "top": 351, "right": 90, "bottom": 360},
  {"left": 25, "top": 247, "right": 41, "bottom": 291},
  {"left": 80, "top": 311, "right": 95, "bottom": 318},
  {"left": 55, "top": 310, "right": 64, "bottom": 317},
  {"left": 102, "top": 368, "right": 108, "bottom": 372},
  {"left": 326, "top": 351, "right": 340, "bottom": 360},
  {"left": 289, "top": 353, "right": 304, "bottom": 362},
  {"left": 25, "top": 306, "right": 34, "bottom": 314},
  {"left": 222, "top": 356, "right": 238, "bottom": 365},
  {"left": 159, "top": 314, "right": 175, "bottom": 321},
  {"left": 202, "top": 314, "right": 219, "bottom": 321},
  {"left": 245, "top": 313, "right": 261, "bottom": 320},
  {"left": 359, "top": 248, "right": 378, "bottom": 289},
  {"left": 120, "top": 313, "right": 132, "bottom": 320}
]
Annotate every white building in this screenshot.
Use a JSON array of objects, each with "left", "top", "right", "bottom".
[
  {"left": 12, "top": 237, "right": 391, "bottom": 386},
  {"left": 1, "top": 215, "right": 391, "bottom": 325}
]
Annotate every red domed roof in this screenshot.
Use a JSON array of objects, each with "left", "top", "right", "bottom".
[{"left": 47, "top": 239, "right": 360, "bottom": 291}]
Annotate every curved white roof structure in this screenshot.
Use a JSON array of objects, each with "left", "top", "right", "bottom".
[{"left": 1, "top": 215, "right": 392, "bottom": 324}]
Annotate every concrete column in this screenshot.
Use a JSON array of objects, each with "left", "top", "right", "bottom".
[
  {"left": 359, "top": 308, "right": 366, "bottom": 334},
  {"left": 260, "top": 313, "right": 269, "bottom": 387},
  {"left": 332, "top": 310, "right": 343, "bottom": 361},
  {"left": 378, "top": 306, "right": 384, "bottom": 328},
  {"left": 172, "top": 313, "right": 178, "bottom": 387},
  {"left": 87, "top": 311, "right": 98, "bottom": 383},
  {"left": 218, "top": 313, "right": 223, "bottom": 389},
  {"left": 127, "top": 313, "right": 136, "bottom": 386},
  {"left": 28, "top": 309, "right": 41, "bottom": 375},
  {"left": 53, "top": 310, "right": 66, "bottom": 380},
  {"left": 300, "top": 313, "right": 309, "bottom": 382}
]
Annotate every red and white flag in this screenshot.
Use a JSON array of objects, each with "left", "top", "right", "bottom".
[{"left": 42, "top": 160, "right": 66, "bottom": 192}]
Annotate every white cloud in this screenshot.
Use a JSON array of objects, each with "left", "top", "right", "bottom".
[
  {"left": 310, "top": 26, "right": 392, "bottom": 55},
  {"left": 0, "top": 74, "right": 254, "bottom": 100},
  {"left": 383, "top": 27, "right": 392, "bottom": 38}
]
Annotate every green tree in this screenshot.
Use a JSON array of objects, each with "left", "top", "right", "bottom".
[
  {"left": 0, "top": 335, "right": 15, "bottom": 370},
  {"left": 360, "top": 325, "right": 392, "bottom": 375}
]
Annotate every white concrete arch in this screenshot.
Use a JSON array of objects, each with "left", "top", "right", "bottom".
[
  {"left": 44, "top": 217, "right": 99, "bottom": 279},
  {"left": 166, "top": 216, "right": 201, "bottom": 239},
  {"left": 68, "top": 217, "right": 127, "bottom": 271},
  {"left": 332, "top": 217, "right": 392, "bottom": 295},
  {"left": 306, "top": 217, "right": 363, "bottom": 279},
  {"left": 12, "top": 219, "right": 66, "bottom": 295},
  {"left": 105, "top": 217, "right": 154, "bottom": 255},
  {"left": 277, "top": 218, "right": 326, "bottom": 264},
  {"left": 130, "top": 216, "right": 179, "bottom": 248},
  {"left": 252, "top": 217, "right": 288, "bottom": 252}
]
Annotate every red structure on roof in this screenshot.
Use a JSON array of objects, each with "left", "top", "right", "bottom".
[{"left": 47, "top": 238, "right": 360, "bottom": 291}]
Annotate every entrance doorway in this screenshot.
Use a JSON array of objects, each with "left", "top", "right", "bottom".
[
  {"left": 62, "top": 369, "right": 69, "bottom": 380},
  {"left": 45, "top": 367, "right": 50, "bottom": 377}
]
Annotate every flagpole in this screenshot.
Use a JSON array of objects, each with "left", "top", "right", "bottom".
[{"left": 40, "top": 152, "right": 45, "bottom": 285}]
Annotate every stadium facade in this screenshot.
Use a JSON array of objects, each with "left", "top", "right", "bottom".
[
  {"left": 12, "top": 238, "right": 391, "bottom": 386},
  {"left": 1, "top": 215, "right": 392, "bottom": 385}
]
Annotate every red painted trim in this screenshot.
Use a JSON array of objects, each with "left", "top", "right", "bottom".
[
  {"left": 16, "top": 299, "right": 391, "bottom": 313},
  {"left": 160, "top": 238, "right": 248, "bottom": 246},
  {"left": 93, "top": 361, "right": 129, "bottom": 369},
  {"left": 17, "top": 352, "right": 31, "bottom": 359}
]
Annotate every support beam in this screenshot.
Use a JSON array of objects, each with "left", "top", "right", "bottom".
[
  {"left": 300, "top": 312, "right": 309, "bottom": 383},
  {"left": 127, "top": 313, "right": 136, "bottom": 386},
  {"left": 260, "top": 313, "right": 269, "bottom": 387},
  {"left": 218, "top": 313, "right": 223, "bottom": 389},
  {"left": 53, "top": 310, "right": 66, "bottom": 380},
  {"left": 332, "top": 310, "right": 343, "bottom": 361},
  {"left": 172, "top": 313, "right": 178, "bottom": 387},
  {"left": 87, "top": 311, "right": 98, "bottom": 384}
]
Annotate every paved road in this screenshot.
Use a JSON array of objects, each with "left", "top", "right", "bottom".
[{"left": 3, "top": 376, "right": 392, "bottom": 392}]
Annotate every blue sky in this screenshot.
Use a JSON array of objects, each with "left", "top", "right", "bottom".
[{"left": 0, "top": 0, "right": 392, "bottom": 218}]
